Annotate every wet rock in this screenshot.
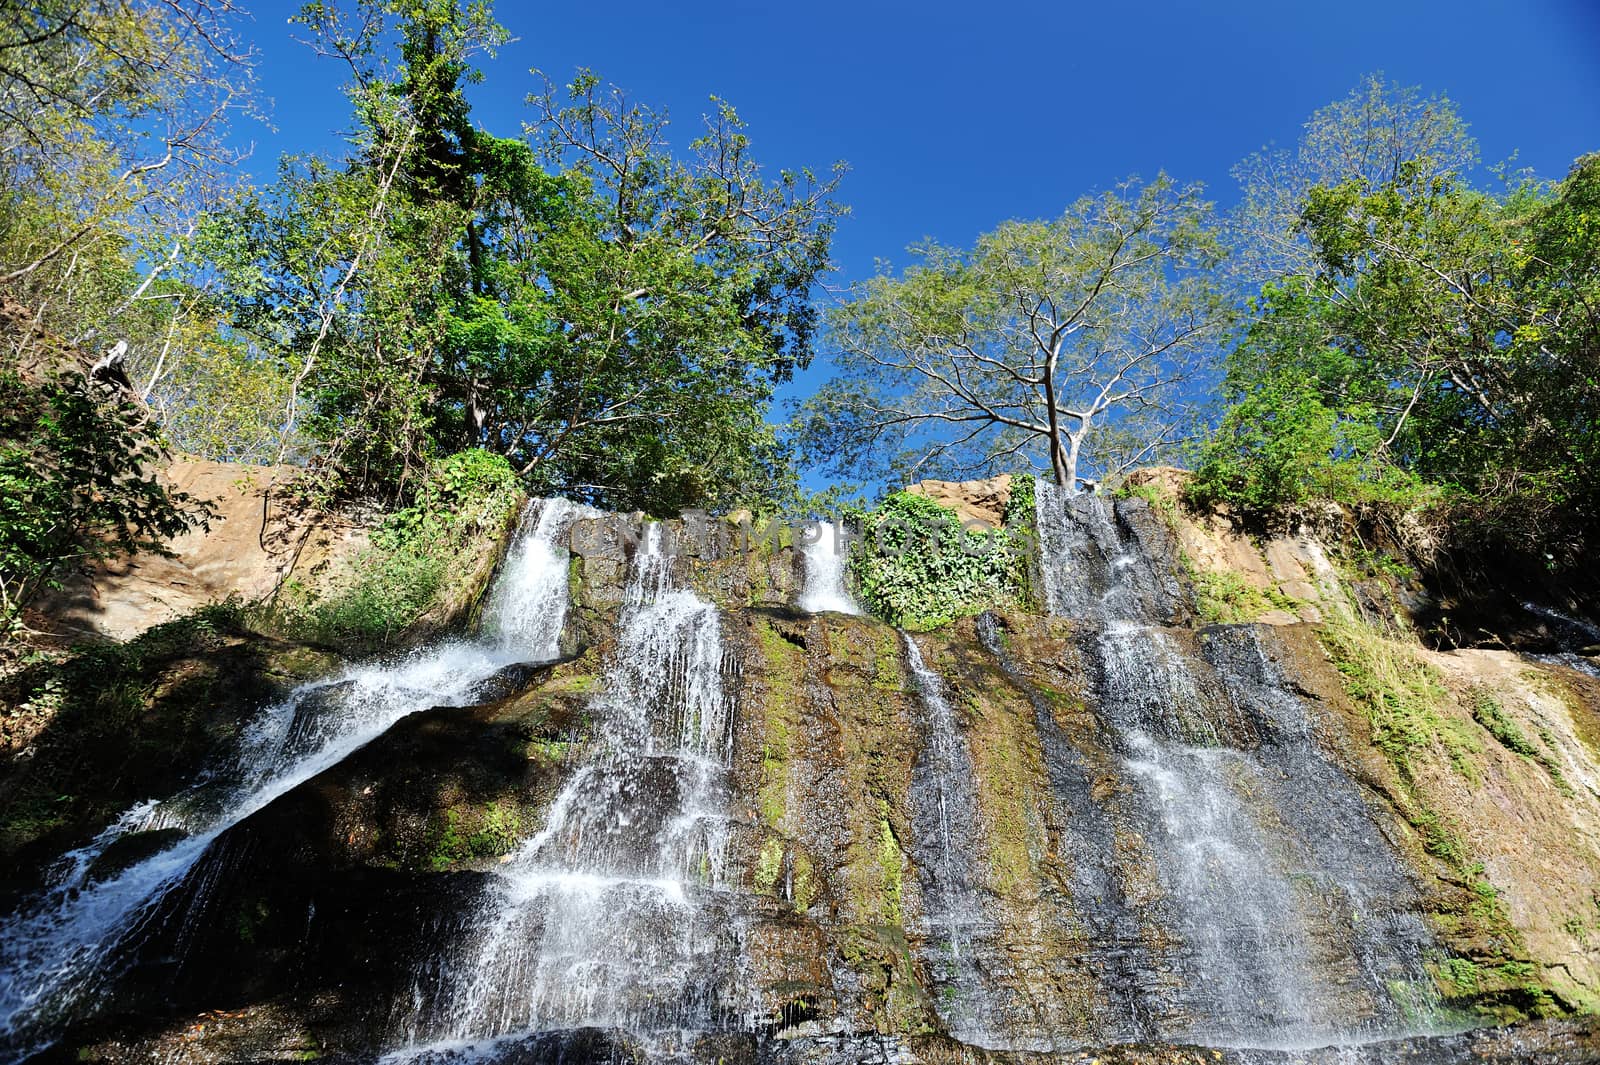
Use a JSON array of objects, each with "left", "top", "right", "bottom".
[{"left": 85, "top": 829, "right": 188, "bottom": 883}]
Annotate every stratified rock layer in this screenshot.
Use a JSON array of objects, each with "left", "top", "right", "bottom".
[{"left": 8, "top": 487, "right": 1600, "bottom": 1063}]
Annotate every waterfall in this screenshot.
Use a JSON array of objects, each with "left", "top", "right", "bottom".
[
  {"left": 0, "top": 499, "right": 586, "bottom": 1059},
  {"left": 1031, "top": 484, "right": 1440, "bottom": 1048},
  {"left": 397, "top": 521, "right": 746, "bottom": 1057},
  {"left": 901, "top": 632, "right": 1004, "bottom": 1048},
  {"left": 797, "top": 520, "right": 859, "bottom": 615},
  {"left": 482, "top": 499, "right": 596, "bottom": 656}
]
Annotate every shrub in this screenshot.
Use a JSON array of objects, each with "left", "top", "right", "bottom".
[
  {"left": 1, "top": 368, "right": 211, "bottom": 631},
  {"left": 850, "top": 492, "right": 1021, "bottom": 630},
  {"left": 269, "top": 450, "right": 522, "bottom": 649}
]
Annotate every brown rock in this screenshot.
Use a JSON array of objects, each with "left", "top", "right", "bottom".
[
  {"left": 904, "top": 474, "right": 1013, "bottom": 529},
  {"left": 35, "top": 459, "right": 352, "bottom": 641}
]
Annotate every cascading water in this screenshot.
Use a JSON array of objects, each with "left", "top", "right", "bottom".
[
  {"left": 797, "top": 520, "right": 859, "bottom": 615},
  {"left": 1032, "top": 481, "right": 1441, "bottom": 1048},
  {"left": 901, "top": 633, "right": 1003, "bottom": 1047},
  {"left": 396, "top": 521, "right": 747, "bottom": 1059},
  {"left": 0, "top": 498, "right": 588, "bottom": 1059}
]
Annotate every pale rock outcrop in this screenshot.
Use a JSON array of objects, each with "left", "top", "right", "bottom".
[
  {"left": 37, "top": 459, "right": 368, "bottom": 641},
  {"left": 905, "top": 474, "right": 1013, "bottom": 528}
]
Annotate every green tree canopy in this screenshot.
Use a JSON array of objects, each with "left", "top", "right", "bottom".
[
  {"left": 202, "top": 1, "right": 844, "bottom": 514},
  {"left": 1196, "top": 153, "right": 1600, "bottom": 552}
]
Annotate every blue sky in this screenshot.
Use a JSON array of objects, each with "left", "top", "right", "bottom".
[{"left": 237, "top": 0, "right": 1599, "bottom": 483}]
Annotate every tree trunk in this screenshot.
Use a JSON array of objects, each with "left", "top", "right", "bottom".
[
  {"left": 1042, "top": 350, "right": 1070, "bottom": 489},
  {"left": 1064, "top": 428, "right": 1084, "bottom": 495}
]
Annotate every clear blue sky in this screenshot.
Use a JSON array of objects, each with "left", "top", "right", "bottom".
[{"left": 236, "top": 0, "right": 1599, "bottom": 482}]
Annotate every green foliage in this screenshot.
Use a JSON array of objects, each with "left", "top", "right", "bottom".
[
  {"left": 1471, "top": 690, "right": 1537, "bottom": 758},
  {"left": 1470, "top": 688, "right": 1572, "bottom": 794},
  {"left": 1116, "top": 480, "right": 1182, "bottom": 530},
  {"left": 1203, "top": 142, "right": 1600, "bottom": 552},
  {"left": 0, "top": 0, "right": 253, "bottom": 342},
  {"left": 1002, "top": 473, "right": 1036, "bottom": 529},
  {"left": 267, "top": 449, "right": 520, "bottom": 648},
  {"left": 849, "top": 492, "right": 1021, "bottom": 630},
  {"left": 1190, "top": 568, "right": 1297, "bottom": 624},
  {"left": 1441, "top": 957, "right": 1482, "bottom": 994},
  {"left": 1319, "top": 620, "right": 1481, "bottom": 782},
  {"left": 0, "top": 367, "right": 211, "bottom": 625},
  {"left": 1230, "top": 73, "right": 1478, "bottom": 284},
  {"left": 428, "top": 802, "right": 523, "bottom": 871},
  {"left": 203, "top": 5, "right": 844, "bottom": 513},
  {"left": 1188, "top": 286, "right": 1435, "bottom": 515}
]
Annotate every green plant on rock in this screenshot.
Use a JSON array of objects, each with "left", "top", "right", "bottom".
[
  {"left": 755, "top": 838, "right": 784, "bottom": 894},
  {"left": 1469, "top": 688, "right": 1572, "bottom": 794},
  {"left": 1117, "top": 479, "right": 1182, "bottom": 532},
  {"left": 1190, "top": 565, "right": 1298, "bottom": 624},
  {"left": 469, "top": 802, "right": 522, "bottom": 858},
  {"left": 1319, "top": 619, "right": 1480, "bottom": 781},
  {"left": 265, "top": 450, "right": 522, "bottom": 649},
  {"left": 1440, "top": 957, "right": 1482, "bottom": 994},
  {"left": 1001, "top": 472, "right": 1036, "bottom": 529},
  {"left": 850, "top": 492, "right": 1021, "bottom": 630}
]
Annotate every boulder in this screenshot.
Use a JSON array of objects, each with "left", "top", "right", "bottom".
[{"left": 904, "top": 475, "right": 1013, "bottom": 528}]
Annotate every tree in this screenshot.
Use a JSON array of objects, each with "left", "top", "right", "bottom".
[
  {"left": 803, "top": 175, "right": 1228, "bottom": 492},
  {"left": 425, "top": 71, "right": 844, "bottom": 513},
  {"left": 0, "top": 1, "right": 248, "bottom": 629},
  {"left": 1189, "top": 284, "right": 1425, "bottom": 511},
  {"left": 0, "top": 0, "right": 254, "bottom": 340},
  {"left": 1230, "top": 73, "right": 1478, "bottom": 285},
  {"left": 205, "top": 1, "right": 844, "bottom": 514},
  {"left": 1, "top": 301, "right": 210, "bottom": 627},
  {"left": 1198, "top": 153, "right": 1600, "bottom": 550}
]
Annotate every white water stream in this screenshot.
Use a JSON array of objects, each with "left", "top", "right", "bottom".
[
  {"left": 1033, "top": 481, "right": 1441, "bottom": 1047},
  {"left": 797, "top": 520, "right": 858, "bottom": 615},
  {"left": 0, "top": 499, "right": 589, "bottom": 1057},
  {"left": 395, "top": 522, "right": 748, "bottom": 1058}
]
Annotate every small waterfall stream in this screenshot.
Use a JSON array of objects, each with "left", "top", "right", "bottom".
[
  {"left": 397, "top": 522, "right": 748, "bottom": 1059},
  {"left": 797, "top": 520, "right": 859, "bottom": 615},
  {"left": 901, "top": 632, "right": 1003, "bottom": 1047},
  {"left": 0, "top": 499, "right": 588, "bottom": 1059},
  {"left": 1033, "top": 481, "right": 1441, "bottom": 1048}
]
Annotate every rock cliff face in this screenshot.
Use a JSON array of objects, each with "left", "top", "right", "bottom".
[
  {"left": 35, "top": 458, "right": 520, "bottom": 646},
  {"left": 4, "top": 481, "right": 1600, "bottom": 1064}
]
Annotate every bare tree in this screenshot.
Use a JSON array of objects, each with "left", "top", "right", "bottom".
[{"left": 804, "top": 174, "right": 1229, "bottom": 491}]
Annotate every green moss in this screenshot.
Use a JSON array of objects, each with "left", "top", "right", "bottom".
[
  {"left": 1319, "top": 620, "right": 1481, "bottom": 782},
  {"left": 1470, "top": 688, "right": 1573, "bottom": 794},
  {"left": 235, "top": 896, "right": 270, "bottom": 944},
  {"left": 877, "top": 801, "right": 905, "bottom": 925},
  {"left": 753, "top": 619, "right": 803, "bottom": 828},
  {"left": 469, "top": 802, "right": 521, "bottom": 857},
  {"left": 792, "top": 852, "right": 817, "bottom": 912},
  {"left": 755, "top": 838, "right": 784, "bottom": 893},
  {"left": 872, "top": 632, "right": 902, "bottom": 692},
  {"left": 837, "top": 924, "right": 935, "bottom": 1035},
  {"left": 428, "top": 801, "right": 522, "bottom": 870},
  {"left": 1190, "top": 564, "right": 1299, "bottom": 624},
  {"left": 1441, "top": 956, "right": 1482, "bottom": 993}
]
